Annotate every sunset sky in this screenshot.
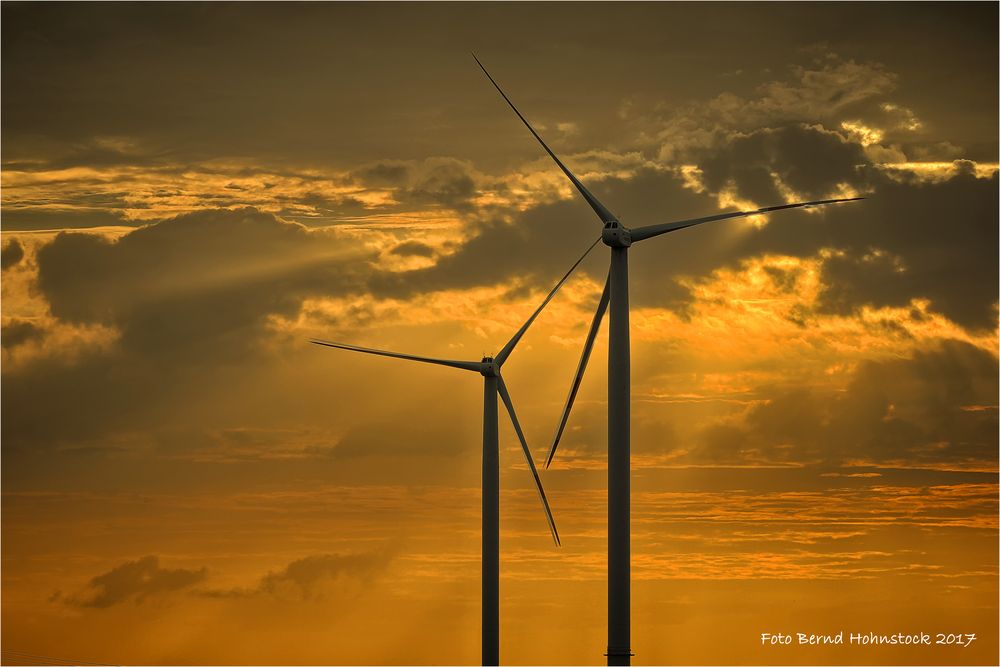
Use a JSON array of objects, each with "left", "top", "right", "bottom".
[{"left": 2, "top": 3, "right": 998, "bottom": 665}]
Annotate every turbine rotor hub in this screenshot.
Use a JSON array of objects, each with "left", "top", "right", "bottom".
[{"left": 602, "top": 221, "right": 632, "bottom": 247}]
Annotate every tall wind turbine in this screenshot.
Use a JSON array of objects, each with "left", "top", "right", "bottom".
[
  {"left": 311, "top": 239, "right": 598, "bottom": 667},
  {"left": 473, "top": 55, "right": 863, "bottom": 666}
]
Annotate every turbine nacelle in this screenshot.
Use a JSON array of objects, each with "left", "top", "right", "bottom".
[
  {"left": 480, "top": 356, "right": 500, "bottom": 377},
  {"left": 602, "top": 221, "right": 631, "bottom": 248}
]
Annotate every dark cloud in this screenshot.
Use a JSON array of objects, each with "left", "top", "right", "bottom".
[
  {"left": 752, "top": 58, "right": 898, "bottom": 121},
  {"left": 659, "top": 159, "right": 997, "bottom": 330},
  {"left": 66, "top": 551, "right": 390, "bottom": 608},
  {"left": 3, "top": 208, "right": 372, "bottom": 449},
  {"left": 4, "top": 136, "right": 180, "bottom": 176},
  {"left": 1, "top": 208, "right": 132, "bottom": 232},
  {"left": 205, "top": 551, "right": 395, "bottom": 601},
  {"left": 9, "top": 169, "right": 993, "bottom": 460},
  {"left": 35, "top": 207, "right": 368, "bottom": 361},
  {"left": 368, "top": 166, "right": 716, "bottom": 306},
  {"left": 69, "top": 555, "right": 206, "bottom": 608},
  {"left": 369, "top": 153, "right": 996, "bottom": 333},
  {"left": 696, "top": 124, "right": 870, "bottom": 201},
  {"left": 351, "top": 161, "right": 412, "bottom": 188},
  {"left": 403, "top": 158, "right": 478, "bottom": 211},
  {"left": 389, "top": 240, "right": 436, "bottom": 258},
  {"left": 695, "top": 339, "right": 998, "bottom": 467},
  {"left": 1, "top": 238, "right": 25, "bottom": 269},
  {"left": 1, "top": 318, "right": 43, "bottom": 349},
  {"left": 837, "top": 339, "right": 999, "bottom": 462},
  {"left": 276, "top": 193, "right": 377, "bottom": 225},
  {"left": 745, "top": 169, "right": 999, "bottom": 330},
  {"left": 257, "top": 552, "right": 393, "bottom": 599}
]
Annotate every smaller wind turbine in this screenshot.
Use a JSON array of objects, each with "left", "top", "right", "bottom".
[{"left": 311, "top": 238, "right": 599, "bottom": 667}]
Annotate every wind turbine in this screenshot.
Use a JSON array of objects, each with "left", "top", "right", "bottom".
[
  {"left": 311, "top": 238, "right": 598, "bottom": 667},
  {"left": 473, "top": 54, "right": 863, "bottom": 666}
]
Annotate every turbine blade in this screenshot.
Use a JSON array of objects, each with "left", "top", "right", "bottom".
[
  {"left": 310, "top": 339, "right": 485, "bottom": 373},
  {"left": 629, "top": 197, "right": 865, "bottom": 243},
  {"left": 546, "top": 271, "right": 610, "bottom": 468},
  {"left": 497, "top": 376, "right": 561, "bottom": 546},
  {"left": 473, "top": 53, "right": 617, "bottom": 225},
  {"left": 495, "top": 237, "right": 601, "bottom": 365}
]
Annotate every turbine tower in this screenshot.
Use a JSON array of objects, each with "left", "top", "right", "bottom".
[
  {"left": 312, "top": 239, "right": 598, "bottom": 666},
  {"left": 474, "top": 55, "right": 863, "bottom": 666}
]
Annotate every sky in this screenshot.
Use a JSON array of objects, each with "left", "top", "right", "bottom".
[{"left": 1, "top": 2, "right": 998, "bottom": 665}]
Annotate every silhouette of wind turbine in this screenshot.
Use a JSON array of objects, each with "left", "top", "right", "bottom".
[
  {"left": 473, "top": 54, "right": 863, "bottom": 666},
  {"left": 311, "top": 239, "right": 599, "bottom": 666}
]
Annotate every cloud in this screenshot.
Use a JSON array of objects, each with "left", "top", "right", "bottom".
[
  {"left": 0, "top": 207, "right": 131, "bottom": 232},
  {"left": 2, "top": 208, "right": 372, "bottom": 449},
  {"left": 694, "top": 339, "right": 998, "bottom": 468},
  {"left": 34, "top": 207, "right": 368, "bottom": 362},
  {"left": 367, "top": 165, "right": 712, "bottom": 302},
  {"left": 1, "top": 318, "right": 43, "bottom": 349},
  {"left": 403, "top": 158, "right": 478, "bottom": 211},
  {"left": 748, "top": 169, "right": 999, "bottom": 330},
  {"left": 1, "top": 239, "right": 25, "bottom": 269},
  {"left": 389, "top": 240, "right": 436, "bottom": 258},
  {"left": 68, "top": 555, "right": 206, "bottom": 608},
  {"left": 256, "top": 552, "right": 393, "bottom": 599},
  {"left": 694, "top": 123, "right": 869, "bottom": 202},
  {"left": 619, "top": 56, "right": 996, "bottom": 336},
  {"left": 6, "top": 161, "right": 994, "bottom": 462},
  {"left": 1, "top": 156, "right": 491, "bottom": 230},
  {"left": 204, "top": 550, "right": 395, "bottom": 601},
  {"left": 351, "top": 160, "right": 412, "bottom": 188},
  {"left": 367, "top": 150, "right": 997, "bottom": 334},
  {"left": 1, "top": 162, "right": 386, "bottom": 226},
  {"left": 606, "top": 160, "right": 997, "bottom": 332},
  {"left": 647, "top": 56, "right": 898, "bottom": 163},
  {"left": 66, "top": 550, "right": 393, "bottom": 609},
  {"left": 751, "top": 57, "right": 897, "bottom": 121}
]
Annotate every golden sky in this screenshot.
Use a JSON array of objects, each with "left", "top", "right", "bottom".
[{"left": 1, "top": 3, "right": 998, "bottom": 666}]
